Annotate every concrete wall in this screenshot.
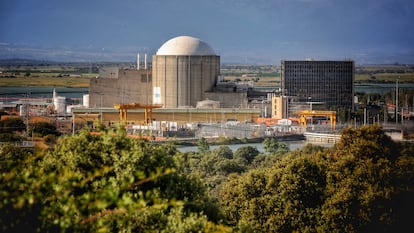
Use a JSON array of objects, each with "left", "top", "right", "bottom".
[
  {"left": 98, "top": 66, "right": 119, "bottom": 79},
  {"left": 205, "top": 92, "right": 248, "bottom": 108},
  {"left": 89, "top": 69, "right": 152, "bottom": 107}
]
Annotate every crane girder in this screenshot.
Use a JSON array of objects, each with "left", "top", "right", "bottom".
[
  {"left": 114, "top": 103, "right": 163, "bottom": 124},
  {"left": 294, "top": 110, "right": 337, "bottom": 129}
]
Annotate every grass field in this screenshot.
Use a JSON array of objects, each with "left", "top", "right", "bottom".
[
  {"left": 354, "top": 73, "right": 414, "bottom": 83},
  {"left": 1, "top": 63, "right": 413, "bottom": 88},
  {"left": 0, "top": 74, "right": 95, "bottom": 87}
]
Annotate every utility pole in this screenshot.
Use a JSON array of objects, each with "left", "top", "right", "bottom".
[
  {"left": 25, "top": 92, "right": 30, "bottom": 137},
  {"left": 395, "top": 78, "right": 399, "bottom": 125}
]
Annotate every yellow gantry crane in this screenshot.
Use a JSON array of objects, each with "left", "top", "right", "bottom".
[
  {"left": 294, "top": 110, "right": 337, "bottom": 130},
  {"left": 114, "top": 103, "right": 163, "bottom": 125}
]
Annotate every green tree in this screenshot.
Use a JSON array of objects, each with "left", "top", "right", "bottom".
[
  {"left": 320, "top": 125, "right": 413, "bottom": 232},
  {"left": 197, "top": 147, "right": 244, "bottom": 177},
  {"left": 0, "top": 132, "right": 22, "bottom": 142},
  {"left": 29, "top": 121, "right": 60, "bottom": 137},
  {"left": 0, "top": 143, "right": 42, "bottom": 232},
  {"left": 219, "top": 125, "right": 414, "bottom": 232},
  {"left": 213, "top": 145, "right": 233, "bottom": 159},
  {"left": 197, "top": 137, "right": 210, "bottom": 154},
  {"left": 220, "top": 154, "right": 327, "bottom": 232},
  {"left": 0, "top": 117, "right": 26, "bottom": 133},
  {"left": 1, "top": 128, "right": 227, "bottom": 232},
  {"left": 263, "top": 137, "right": 289, "bottom": 154},
  {"left": 335, "top": 125, "right": 398, "bottom": 161},
  {"left": 233, "top": 146, "right": 260, "bottom": 164}
]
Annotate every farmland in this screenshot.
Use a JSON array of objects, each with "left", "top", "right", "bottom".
[{"left": 1, "top": 60, "right": 413, "bottom": 88}]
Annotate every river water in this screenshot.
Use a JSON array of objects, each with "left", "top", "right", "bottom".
[
  {"left": 0, "top": 86, "right": 89, "bottom": 101},
  {"left": 354, "top": 83, "right": 414, "bottom": 94},
  {"left": 177, "top": 141, "right": 333, "bottom": 153}
]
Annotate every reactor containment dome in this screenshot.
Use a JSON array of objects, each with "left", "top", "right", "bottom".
[
  {"left": 152, "top": 36, "right": 220, "bottom": 108},
  {"left": 156, "top": 36, "right": 216, "bottom": 56}
]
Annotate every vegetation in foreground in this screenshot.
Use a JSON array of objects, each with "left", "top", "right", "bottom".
[{"left": 1, "top": 125, "right": 413, "bottom": 232}]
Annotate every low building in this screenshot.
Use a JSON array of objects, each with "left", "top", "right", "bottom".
[{"left": 89, "top": 68, "right": 152, "bottom": 108}]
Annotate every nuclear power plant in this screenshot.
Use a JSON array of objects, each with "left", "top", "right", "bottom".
[
  {"left": 89, "top": 36, "right": 250, "bottom": 109},
  {"left": 72, "top": 35, "right": 356, "bottom": 138},
  {"left": 5, "top": 35, "right": 414, "bottom": 141}
]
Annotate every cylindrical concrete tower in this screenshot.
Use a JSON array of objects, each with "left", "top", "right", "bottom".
[{"left": 152, "top": 36, "right": 220, "bottom": 108}]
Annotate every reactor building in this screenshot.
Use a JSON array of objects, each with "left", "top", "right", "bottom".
[
  {"left": 89, "top": 35, "right": 250, "bottom": 109},
  {"left": 152, "top": 36, "right": 220, "bottom": 108}
]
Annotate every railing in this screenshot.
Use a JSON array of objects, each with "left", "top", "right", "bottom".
[
  {"left": 303, "top": 132, "right": 341, "bottom": 144},
  {"left": 0, "top": 141, "right": 35, "bottom": 148}
]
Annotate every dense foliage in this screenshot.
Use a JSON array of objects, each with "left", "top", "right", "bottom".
[
  {"left": 1, "top": 125, "right": 413, "bottom": 232},
  {"left": 1, "top": 127, "right": 228, "bottom": 232},
  {"left": 29, "top": 121, "right": 60, "bottom": 137},
  {"left": 0, "top": 118, "right": 25, "bottom": 134},
  {"left": 219, "top": 125, "right": 414, "bottom": 232}
]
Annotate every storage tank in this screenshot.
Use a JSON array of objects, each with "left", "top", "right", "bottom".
[
  {"left": 54, "top": 96, "right": 66, "bottom": 115},
  {"left": 19, "top": 105, "right": 28, "bottom": 117},
  {"left": 83, "top": 94, "right": 89, "bottom": 108},
  {"left": 152, "top": 36, "right": 220, "bottom": 108}
]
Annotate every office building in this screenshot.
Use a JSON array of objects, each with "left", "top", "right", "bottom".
[{"left": 281, "top": 60, "right": 354, "bottom": 112}]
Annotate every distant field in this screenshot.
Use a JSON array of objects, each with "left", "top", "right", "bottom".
[
  {"left": 2, "top": 72, "right": 412, "bottom": 88},
  {"left": 0, "top": 62, "right": 98, "bottom": 87},
  {"left": 0, "top": 74, "right": 95, "bottom": 87},
  {"left": 1, "top": 63, "right": 413, "bottom": 88},
  {"left": 355, "top": 73, "right": 414, "bottom": 83}
]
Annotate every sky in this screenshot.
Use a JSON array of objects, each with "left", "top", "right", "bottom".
[{"left": 1, "top": 0, "right": 414, "bottom": 64}]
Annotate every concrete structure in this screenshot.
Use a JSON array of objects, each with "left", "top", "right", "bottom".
[
  {"left": 196, "top": 99, "right": 220, "bottom": 109},
  {"left": 85, "top": 36, "right": 266, "bottom": 132},
  {"left": 152, "top": 36, "right": 220, "bottom": 108},
  {"left": 281, "top": 60, "right": 354, "bottom": 112},
  {"left": 54, "top": 96, "right": 66, "bottom": 115},
  {"left": 88, "top": 36, "right": 252, "bottom": 111},
  {"left": 89, "top": 68, "right": 152, "bottom": 107},
  {"left": 72, "top": 107, "right": 261, "bottom": 130},
  {"left": 82, "top": 94, "right": 89, "bottom": 108},
  {"left": 205, "top": 91, "right": 248, "bottom": 108},
  {"left": 271, "top": 95, "right": 326, "bottom": 119},
  {"left": 272, "top": 96, "right": 288, "bottom": 119},
  {"left": 304, "top": 132, "right": 341, "bottom": 144}
]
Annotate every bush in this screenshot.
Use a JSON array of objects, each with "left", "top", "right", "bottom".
[
  {"left": 43, "top": 134, "right": 57, "bottom": 144},
  {"left": 30, "top": 122, "right": 60, "bottom": 137}
]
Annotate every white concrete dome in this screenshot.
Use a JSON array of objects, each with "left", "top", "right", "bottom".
[{"left": 156, "top": 36, "right": 216, "bottom": 56}]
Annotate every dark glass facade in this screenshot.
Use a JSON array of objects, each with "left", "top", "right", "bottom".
[{"left": 281, "top": 60, "right": 354, "bottom": 111}]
